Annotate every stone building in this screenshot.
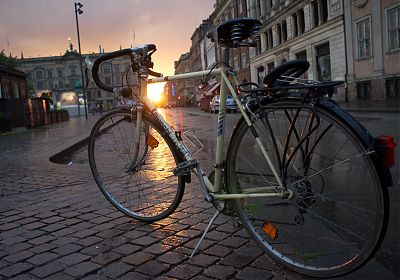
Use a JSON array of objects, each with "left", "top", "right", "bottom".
[
  {"left": 16, "top": 44, "right": 135, "bottom": 116},
  {"left": 211, "top": 0, "right": 251, "bottom": 83},
  {"left": 344, "top": 0, "right": 400, "bottom": 101},
  {"left": 174, "top": 52, "right": 191, "bottom": 106},
  {"left": 247, "top": 0, "right": 347, "bottom": 101},
  {"left": 188, "top": 19, "right": 215, "bottom": 104}
]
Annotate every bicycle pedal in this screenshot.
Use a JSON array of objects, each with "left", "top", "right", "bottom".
[{"left": 173, "top": 159, "right": 197, "bottom": 176}]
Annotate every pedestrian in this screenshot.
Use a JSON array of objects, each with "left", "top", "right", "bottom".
[
  {"left": 98, "top": 103, "right": 103, "bottom": 115},
  {"left": 91, "top": 103, "right": 97, "bottom": 115}
]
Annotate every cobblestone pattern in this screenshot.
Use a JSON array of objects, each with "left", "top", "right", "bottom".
[{"left": 0, "top": 110, "right": 397, "bottom": 280}]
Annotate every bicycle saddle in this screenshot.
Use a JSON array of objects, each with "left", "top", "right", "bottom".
[{"left": 216, "top": 18, "right": 261, "bottom": 48}]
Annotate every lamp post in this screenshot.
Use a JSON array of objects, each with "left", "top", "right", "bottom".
[{"left": 74, "top": 2, "right": 88, "bottom": 119}]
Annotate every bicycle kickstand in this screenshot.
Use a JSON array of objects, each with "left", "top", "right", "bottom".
[{"left": 190, "top": 209, "right": 221, "bottom": 259}]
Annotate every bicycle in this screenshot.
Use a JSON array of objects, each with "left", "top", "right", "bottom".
[{"left": 86, "top": 18, "right": 395, "bottom": 278}]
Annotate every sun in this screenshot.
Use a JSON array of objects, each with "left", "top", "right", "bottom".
[{"left": 147, "top": 82, "right": 165, "bottom": 104}]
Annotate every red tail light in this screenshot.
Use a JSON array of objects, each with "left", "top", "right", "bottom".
[{"left": 375, "top": 135, "right": 396, "bottom": 169}]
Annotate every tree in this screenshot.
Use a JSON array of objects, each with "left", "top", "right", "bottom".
[{"left": 0, "top": 50, "right": 17, "bottom": 69}]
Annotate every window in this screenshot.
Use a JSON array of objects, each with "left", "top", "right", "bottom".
[
  {"left": 386, "top": 77, "right": 400, "bottom": 98},
  {"left": 292, "top": 13, "right": 298, "bottom": 38},
  {"left": 357, "top": 81, "right": 371, "bottom": 99},
  {"left": 36, "top": 71, "right": 43, "bottom": 79},
  {"left": 298, "top": 9, "right": 305, "bottom": 34},
  {"left": 296, "top": 50, "right": 308, "bottom": 79},
  {"left": 256, "top": 40, "right": 262, "bottom": 55},
  {"left": 321, "top": 0, "right": 328, "bottom": 23},
  {"left": 97, "top": 90, "right": 102, "bottom": 98},
  {"left": 267, "top": 62, "right": 275, "bottom": 72},
  {"left": 58, "top": 69, "right": 63, "bottom": 77},
  {"left": 276, "top": 24, "right": 282, "bottom": 45},
  {"left": 357, "top": 18, "right": 371, "bottom": 58},
  {"left": 387, "top": 6, "right": 400, "bottom": 51},
  {"left": 70, "top": 66, "right": 77, "bottom": 75},
  {"left": 282, "top": 20, "right": 287, "bottom": 42},
  {"left": 312, "top": 1, "right": 319, "bottom": 27},
  {"left": 267, "top": 28, "right": 273, "bottom": 49},
  {"left": 114, "top": 64, "right": 120, "bottom": 73},
  {"left": 316, "top": 43, "right": 331, "bottom": 81},
  {"left": 104, "top": 77, "right": 112, "bottom": 85},
  {"left": 48, "top": 70, "right": 53, "bottom": 78},
  {"left": 86, "top": 90, "right": 91, "bottom": 99},
  {"left": 103, "top": 63, "right": 111, "bottom": 75},
  {"left": 36, "top": 81, "right": 44, "bottom": 90}
]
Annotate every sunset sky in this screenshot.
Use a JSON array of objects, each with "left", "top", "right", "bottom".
[{"left": 0, "top": 0, "right": 215, "bottom": 75}]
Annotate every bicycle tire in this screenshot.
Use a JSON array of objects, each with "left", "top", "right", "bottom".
[
  {"left": 225, "top": 99, "right": 389, "bottom": 277},
  {"left": 88, "top": 109, "right": 185, "bottom": 222}
]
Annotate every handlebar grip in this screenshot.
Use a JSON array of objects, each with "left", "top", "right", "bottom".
[{"left": 92, "top": 48, "right": 133, "bottom": 92}]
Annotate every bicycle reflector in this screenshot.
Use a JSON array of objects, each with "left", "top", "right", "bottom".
[
  {"left": 374, "top": 135, "right": 396, "bottom": 169},
  {"left": 147, "top": 134, "right": 159, "bottom": 149},
  {"left": 263, "top": 223, "right": 278, "bottom": 240}
]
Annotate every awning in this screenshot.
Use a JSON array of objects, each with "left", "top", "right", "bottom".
[{"left": 205, "top": 83, "right": 220, "bottom": 96}]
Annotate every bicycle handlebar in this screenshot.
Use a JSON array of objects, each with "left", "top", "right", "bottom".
[{"left": 91, "top": 44, "right": 162, "bottom": 93}]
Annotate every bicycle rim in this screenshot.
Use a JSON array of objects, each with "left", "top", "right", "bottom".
[
  {"left": 226, "top": 100, "right": 388, "bottom": 277},
  {"left": 88, "top": 109, "right": 184, "bottom": 222}
]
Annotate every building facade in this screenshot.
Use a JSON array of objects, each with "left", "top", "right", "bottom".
[
  {"left": 247, "top": 0, "right": 347, "bottom": 100},
  {"left": 16, "top": 44, "right": 135, "bottom": 116},
  {"left": 174, "top": 52, "right": 192, "bottom": 105},
  {"left": 344, "top": 0, "right": 400, "bottom": 101},
  {"left": 211, "top": 0, "right": 251, "bottom": 83}
]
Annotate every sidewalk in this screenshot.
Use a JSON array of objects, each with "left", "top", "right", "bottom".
[
  {"left": 338, "top": 99, "right": 400, "bottom": 113},
  {"left": 0, "top": 111, "right": 399, "bottom": 279}
]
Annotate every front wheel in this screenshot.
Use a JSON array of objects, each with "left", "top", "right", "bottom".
[
  {"left": 225, "top": 100, "right": 388, "bottom": 277},
  {"left": 88, "top": 109, "right": 185, "bottom": 222}
]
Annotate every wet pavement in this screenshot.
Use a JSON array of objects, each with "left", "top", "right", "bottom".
[{"left": 0, "top": 107, "right": 399, "bottom": 280}]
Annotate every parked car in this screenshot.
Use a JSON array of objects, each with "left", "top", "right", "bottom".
[{"left": 209, "top": 95, "right": 238, "bottom": 113}]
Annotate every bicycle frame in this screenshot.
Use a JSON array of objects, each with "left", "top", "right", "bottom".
[{"left": 136, "top": 65, "right": 286, "bottom": 200}]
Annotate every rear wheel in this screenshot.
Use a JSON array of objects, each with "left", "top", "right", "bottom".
[
  {"left": 226, "top": 100, "right": 388, "bottom": 277},
  {"left": 88, "top": 109, "right": 185, "bottom": 222}
]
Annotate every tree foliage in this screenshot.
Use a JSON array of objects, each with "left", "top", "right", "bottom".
[{"left": 0, "top": 50, "right": 17, "bottom": 69}]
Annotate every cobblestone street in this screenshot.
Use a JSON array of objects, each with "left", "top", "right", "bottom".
[{"left": 0, "top": 108, "right": 398, "bottom": 279}]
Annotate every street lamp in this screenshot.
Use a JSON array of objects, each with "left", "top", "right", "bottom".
[{"left": 74, "top": 2, "right": 88, "bottom": 119}]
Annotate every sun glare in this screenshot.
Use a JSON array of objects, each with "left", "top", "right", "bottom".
[{"left": 147, "top": 82, "right": 165, "bottom": 104}]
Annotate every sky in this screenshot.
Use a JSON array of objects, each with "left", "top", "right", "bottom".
[{"left": 0, "top": 0, "right": 215, "bottom": 75}]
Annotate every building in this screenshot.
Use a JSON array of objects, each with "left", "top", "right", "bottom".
[
  {"left": 16, "top": 43, "right": 135, "bottom": 116},
  {"left": 174, "top": 52, "right": 192, "bottom": 106},
  {"left": 188, "top": 19, "right": 215, "bottom": 105},
  {"left": 247, "top": 0, "right": 346, "bottom": 101},
  {"left": 211, "top": 0, "right": 251, "bottom": 83},
  {"left": 344, "top": 0, "right": 400, "bottom": 101}
]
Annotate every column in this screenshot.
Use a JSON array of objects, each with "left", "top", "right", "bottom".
[
  {"left": 266, "top": 0, "right": 272, "bottom": 15},
  {"left": 372, "top": 0, "right": 383, "bottom": 74},
  {"left": 260, "top": 0, "right": 267, "bottom": 17},
  {"left": 260, "top": 32, "right": 267, "bottom": 52}
]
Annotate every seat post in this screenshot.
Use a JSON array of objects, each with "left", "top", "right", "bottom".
[{"left": 222, "top": 47, "right": 229, "bottom": 65}]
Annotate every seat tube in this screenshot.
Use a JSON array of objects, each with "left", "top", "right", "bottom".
[{"left": 214, "top": 48, "right": 229, "bottom": 191}]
